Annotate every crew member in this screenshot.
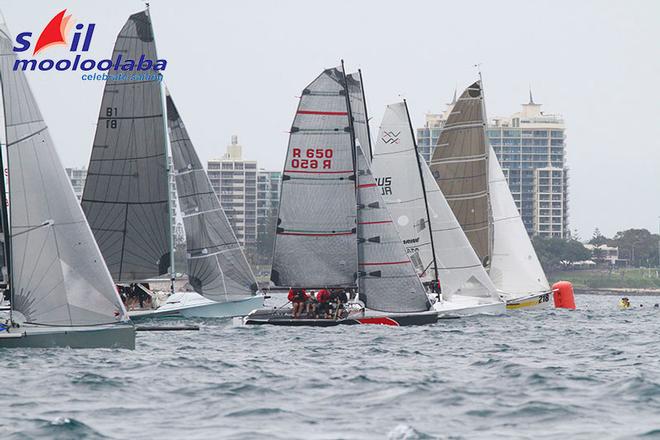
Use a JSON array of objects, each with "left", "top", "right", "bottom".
[
  {"left": 288, "top": 287, "right": 308, "bottom": 318},
  {"left": 316, "top": 288, "right": 331, "bottom": 319}
]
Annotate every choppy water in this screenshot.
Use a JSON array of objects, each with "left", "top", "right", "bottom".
[{"left": 2, "top": 294, "right": 660, "bottom": 439}]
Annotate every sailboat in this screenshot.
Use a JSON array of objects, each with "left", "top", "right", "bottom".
[
  {"left": 81, "top": 9, "right": 263, "bottom": 319},
  {"left": 429, "top": 80, "right": 551, "bottom": 309},
  {"left": 371, "top": 101, "right": 505, "bottom": 316},
  {"left": 245, "top": 64, "right": 438, "bottom": 326},
  {"left": 0, "top": 19, "right": 135, "bottom": 348}
]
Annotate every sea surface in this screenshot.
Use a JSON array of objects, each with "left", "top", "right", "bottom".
[{"left": 2, "top": 293, "right": 660, "bottom": 440}]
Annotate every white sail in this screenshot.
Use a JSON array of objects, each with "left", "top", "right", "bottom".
[
  {"left": 372, "top": 102, "right": 499, "bottom": 301},
  {"left": 488, "top": 145, "right": 550, "bottom": 297},
  {"left": 0, "top": 23, "right": 128, "bottom": 325}
]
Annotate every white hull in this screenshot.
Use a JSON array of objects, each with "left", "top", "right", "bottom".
[
  {"left": 128, "top": 292, "right": 263, "bottom": 320},
  {"left": 504, "top": 292, "right": 552, "bottom": 310},
  {"left": 0, "top": 323, "right": 135, "bottom": 349},
  {"left": 433, "top": 295, "right": 506, "bottom": 316}
]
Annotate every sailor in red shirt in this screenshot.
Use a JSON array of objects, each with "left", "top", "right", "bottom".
[
  {"left": 288, "top": 288, "right": 308, "bottom": 318},
  {"left": 316, "top": 288, "right": 331, "bottom": 319}
]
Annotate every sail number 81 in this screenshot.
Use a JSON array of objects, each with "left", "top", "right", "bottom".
[
  {"left": 291, "top": 148, "right": 333, "bottom": 169},
  {"left": 105, "top": 107, "right": 118, "bottom": 129}
]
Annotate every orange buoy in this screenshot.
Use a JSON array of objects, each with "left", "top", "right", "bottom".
[{"left": 552, "top": 281, "right": 576, "bottom": 309}]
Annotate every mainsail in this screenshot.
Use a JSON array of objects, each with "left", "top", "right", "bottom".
[
  {"left": 356, "top": 145, "right": 429, "bottom": 313},
  {"left": 347, "top": 71, "right": 372, "bottom": 160},
  {"left": 81, "top": 10, "right": 170, "bottom": 283},
  {"left": 0, "top": 22, "right": 127, "bottom": 325},
  {"left": 166, "top": 90, "right": 256, "bottom": 301},
  {"left": 372, "top": 102, "right": 499, "bottom": 300},
  {"left": 429, "top": 81, "right": 491, "bottom": 267},
  {"left": 488, "top": 146, "right": 550, "bottom": 296},
  {"left": 270, "top": 66, "right": 357, "bottom": 288}
]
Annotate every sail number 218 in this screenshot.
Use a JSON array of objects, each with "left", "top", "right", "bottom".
[{"left": 290, "top": 148, "right": 333, "bottom": 169}]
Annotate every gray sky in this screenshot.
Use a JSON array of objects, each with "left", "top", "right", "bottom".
[{"left": 1, "top": 0, "right": 658, "bottom": 239}]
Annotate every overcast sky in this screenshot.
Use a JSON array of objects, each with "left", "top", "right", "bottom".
[{"left": 1, "top": 0, "right": 658, "bottom": 239}]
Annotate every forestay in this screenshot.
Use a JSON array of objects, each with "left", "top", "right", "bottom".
[
  {"left": 488, "top": 146, "right": 550, "bottom": 296},
  {"left": 356, "top": 145, "right": 429, "bottom": 313},
  {"left": 372, "top": 102, "right": 499, "bottom": 301},
  {"left": 0, "top": 22, "right": 127, "bottom": 325},
  {"left": 429, "top": 81, "right": 491, "bottom": 268},
  {"left": 166, "top": 90, "right": 256, "bottom": 301},
  {"left": 81, "top": 10, "right": 170, "bottom": 283},
  {"left": 271, "top": 67, "right": 357, "bottom": 288}
]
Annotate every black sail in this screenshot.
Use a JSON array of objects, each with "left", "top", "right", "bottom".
[
  {"left": 166, "top": 90, "right": 256, "bottom": 300},
  {"left": 81, "top": 10, "right": 170, "bottom": 282}
]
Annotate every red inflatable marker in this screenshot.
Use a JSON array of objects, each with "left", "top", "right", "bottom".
[{"left": 552, "top": 281, "right": 576, "bottom": 309}]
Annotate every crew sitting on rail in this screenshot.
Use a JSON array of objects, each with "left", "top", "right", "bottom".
[
  {"left": 315, "top": 288, "right": 332, "bottom": 319},
  {"left": 288, "top": 287, "right": 308, "bottom": 318},
  {"left": 329, "top": 288, "right": 348, "bottom": 319}
]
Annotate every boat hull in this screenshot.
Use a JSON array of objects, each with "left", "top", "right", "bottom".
[
  {"left": 505, "top": 292, "right": 552, "bottom": 310},
  {"left": 434, "top": 297, "right": 506, "bottom": 316},
  {"left": 244, "top": 308, "right": 439, "bottom": 327},
  {"left": 0, "top": 324, "right": 135, "bottom": 349},
  {"left": 128, "top": 293, "right": 263, "bottom": 320}
]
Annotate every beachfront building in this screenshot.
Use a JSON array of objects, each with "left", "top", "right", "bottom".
[
  {"left": 417, "top": 91, "right": 569, "bottom": 238},
  {"left": 207, "top": 135, "right": 258, "bottom": 245},
  {"left": 65, "top": 166, "right": 87, "bottom": 201}
]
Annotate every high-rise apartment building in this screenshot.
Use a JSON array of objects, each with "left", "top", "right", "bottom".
[
  {"left": 256, "top": 169, "right": 281, "bottom": 241},
  {"left": 65, "top": 166, "right": 87, "bottom": 201},
  {"left": 207, "top": 136, "right": 258, "bottom": 245},
  {"left": 415, "top": 92, "right": 569, "bottom": 238}
]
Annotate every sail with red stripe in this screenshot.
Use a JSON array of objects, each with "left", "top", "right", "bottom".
[
  {"left": 356, "top": 144, "right": 429, "bottom": 312},
  {"left": 270, "top": 66, "right": 357, "bottom": 288}
]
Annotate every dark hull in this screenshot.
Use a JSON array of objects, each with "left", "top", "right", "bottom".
[{"left": 244, "top": 308, "right": 441, "bottom": 327}]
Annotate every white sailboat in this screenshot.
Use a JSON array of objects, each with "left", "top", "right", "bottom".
[
  {"left": 371, "top": 101, "right": 505, "bottom": 316},
  {"left": 0, "top": 19, "right": 135, "bottom": 348},
  {"left": 429, "top": 80, "right": 551, "bottom": 309},
  {"left": 246, "top": 64, "right": 437, "bottom": 326},
  {"left": 81, "top": 9, "right": 263, "bottom": 319}
]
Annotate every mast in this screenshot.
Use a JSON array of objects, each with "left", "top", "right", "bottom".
[
  {"left": 0, "top": 80, "right": 12, "bottom": 322},
  {"left": 357, "top": 69, "right": 374, "bottom": 161},
  {"left": 404, "top": 99, "right": 439, "bottom": 286},
  {"left": 477, "top": 68, "right": 495, "bottom": 266},
  {"left": 147, "top": 6, "right": 175, "bottom": 294},
  {"left": 341, "top": 59, "right": 359, "bottom": 291}
]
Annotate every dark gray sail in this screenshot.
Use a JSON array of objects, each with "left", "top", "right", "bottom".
[
  {"left": 270, "top": 67, "right": 357, "bottom": 288},
  {"left": 166, "top": 90, "right": 256, "bottom": 300},
  {"left": 347, "top": 71, "right": 372, "bottom": 159},
  {"left": 429, "top": 81, "right": 491, "bottom": 267},
  {"left": 0, "top": 21, "right": 128, "bottom": 325},
  {"left": 356, "top": 145, "right": 429, "bottom": 313},
  {"left": 81, "top": 10, "right": 170, "bottom": 282}
]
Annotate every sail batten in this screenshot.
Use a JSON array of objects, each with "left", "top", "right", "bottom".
[
  {"left": 81, "top": 10, "right": 170, "bottom": 283},
  {"left": 166, "top": 90, "right": 256, "bottom": 300},
  {"left": 0, "top": 22, "right": 127, "bottom": 325}
]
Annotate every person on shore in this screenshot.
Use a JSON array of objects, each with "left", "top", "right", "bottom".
[{"left": 288, "top": 288, "right": 308, "bottom": 318}]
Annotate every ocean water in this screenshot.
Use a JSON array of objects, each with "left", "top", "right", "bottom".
[{"left": 2, "top": 293, "right": 660, "bottom": 440}]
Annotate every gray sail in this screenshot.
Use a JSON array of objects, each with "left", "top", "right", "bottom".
[
  {"left": 347, "top": 71, "right": 372, "bottom": 159},
  {"left": 429, "top": 81, "right": 491, "bottom": 267},
  {"left": 166, "top": 90, "right": 256, "bottom": 300},
  {"left": 270, "top": 67, "right": 357, "bottom": 288},
  {"left": 0, "top": 22, "right": 128, "bottom": 325},
  {"left": 356, "top": 145, "right": 429, "bottom": 313},
  {"left": 81, "top": 10, "right": 170, "bottom": 283}
]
